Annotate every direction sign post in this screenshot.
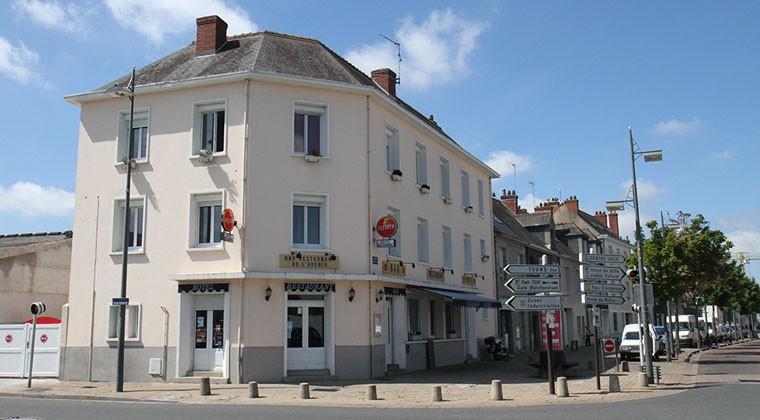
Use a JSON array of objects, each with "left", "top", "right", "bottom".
[
  {"left": 504, "top": 264, "right": 560, "bottom": 277},
  {"left": 581, "top": 282, "right": 626, "bottom": 294},
  {"left": 579, "top": 265, "right": 626, "bottom": 281},
  {"left": 581, "top": 294, "right": 626, "bottom": 305},
  {"left": 579, "top": 253, "right": 627, "bottom": 266},
  {"left": 505, "top": 296, "right": 562, "bottom": 311},
  {"left": 505, "top": 277, "right": 560, "bottom": 294}
]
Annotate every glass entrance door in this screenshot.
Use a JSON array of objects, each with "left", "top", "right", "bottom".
[
  {"left": 194, "top": 308, "right": 224, "bottom": 371},
  {"left": 286, "top": 297, "right": 326, "bottom": 371}
]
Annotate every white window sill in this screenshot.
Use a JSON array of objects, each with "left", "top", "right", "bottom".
[
  {"left": 190, "top": 152, "right": 227, "bottom": 161},
  {"left": 187, "top": 244, "right": 225, "bottom": 252},
  {"left": 114, "top": 159, "right": 149, "bottom": 168},
  {"left": 106, "top": 337, "right": 141, "bottom": 343},
  {"left": 110, "top": 248, "right": 145, "bottom": 256},
  {"left": 290, "top": 247, "right": 332, "bottom": 253},
  {"left": 385, "top": 254, "right": 402, "bottom": 261},
  {"left": 291, "top": 153, "right": 331, "bottom": 159},
  {"left": 417, "top": 261, "right": 430, "bottom": 266}
]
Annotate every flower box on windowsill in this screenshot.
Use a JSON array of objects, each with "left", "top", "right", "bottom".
[
  {"left": 481, "top": 255, "right": 490, "bottom": 262},
  {"left": 464, "top": 205, "right": 474, "bottom": 213},
  {"left": 198, "top": 149, "right": 214, "bottom": 164},
  {"left": 442, "top": 197, "right": 453, "bottom": 205},
  {"left": 116, "top": 158, "right": 137, "bottom": 169},
  {"left": 390, "top": 169, "right": 403, "bottom": 182},
  {"left": 418, "top": 184, "right": 431, "bottom": 194},
  {"left": 304, "top": 154, "right": 320, "bottom": 163}
]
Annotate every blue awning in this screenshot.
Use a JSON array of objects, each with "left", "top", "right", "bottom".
[{"left": 416, "top": 287, "right": 502, "bottom": 309}]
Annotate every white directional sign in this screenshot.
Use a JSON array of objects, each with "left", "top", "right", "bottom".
[
  {"left": 580, "top": 265, "right": 626, "bottom": 281},
  {"left": 581, "top": 282, "right": 626, "bottom": 294},
  {"left": 503, "top": 264, "right": 560, "bottom": 277},
  {"left": 506, "top": 277, "right": 561, "bottom": 294},
  {"left": 579, "top": 253, "right": 626, "bottom": 266},
  {"left": 581, "top": 294, "right": 625, "bottom": 305},
  {"left": 505, "top": 295, "right": 562, "bottom": 311}
]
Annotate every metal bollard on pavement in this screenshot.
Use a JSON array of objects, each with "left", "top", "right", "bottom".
[
  {"left": 490, "top": 380, "right": 503, "bottom": 401},
  {"left": 248, "top": 381, "right": 259, "bottom": 398},
  {"left": 299, "top": 382, "right": 310, "bottom": 399},
  {"left": 638, "top": 372, "right": 648, "bottom": 388},
  {"left": 621, "top": 361, "right": 629, "bottom": 372},
  {"left": 556, "top": 377, "right": 569, "bottom": 397},
  {"left": 367, "top": 385, "right": 378, "bottom": 401},
  {"left": 608, "top": 375, "right": 621, "bottom": 393},
  {"left": 431, "top": 385, "right": 443, "bottom": 402},
  {"left": 199, "top": 377, "right": 211, "bottom": 396}
]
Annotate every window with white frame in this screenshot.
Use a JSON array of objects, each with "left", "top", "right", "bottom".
[
  {"left": 408, "top": 299, "right": 420, "bottom": 336},
  {"left": 107, "top": 304, "right": 141, "bottom": 340},
  {"left": 112, "top": 198, "right": 145, "bottom": 252},
  {"left": 415, "top": 143, "right": 427, "bottom": 186},
  {"left": 388, "top": 207, "right": 401, "bottom": 258},
  {"left": 385, "top": 127, "right": 400, "bottom": 173},
  {"left": 442, "top": 226, "right": 452, "bottom": 269},
  {"left": 293, "top": 102, "right": 327, "bottom": 156},
  {"left": 445, "top": 302, "right": 462, "bottom": 337},
  {"left": 461, "top": 170, "right": 471, "bottom": 208},
  {"left": 190, "top": 192, "right": 223, "bottom": 248},
  {"left": 117, "top": 110, "right": 149, "bottom": 162},
  {"left": 193, "top": 101, "right": 226, "bottom": 155},
  {"left": 440, "top": 157, "right": 450, "bottom": 200},
  {"left": 417, "top": 217, "right": 429, "bottom": 264},
  {"left": 480, "top": 238, "right": 487, "bottom": 259},
  {"left": 463, "top": 233, "right": 473, "bottom": 272},
  {"left": 292, "top": 194, "right": 327, "bottom": 249},
  {"left": 477, "top": 178, "right": 485, "bottom": 216}
]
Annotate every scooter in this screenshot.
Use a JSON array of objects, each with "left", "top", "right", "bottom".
[{"left": 484, "top": 336, "right": 508, "bottom": 361}]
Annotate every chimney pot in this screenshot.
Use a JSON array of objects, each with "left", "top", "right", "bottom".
[
  {"left": 371, "top": 68, "right": 397, "bottom": 97},
  {"left": 501, "top": 189, "right": 519, "bottom": 214},
  {"left": 608, "top": 211, "right": 620, "bottom": 237},
  {"left": 196, "top": 15, "right": 228, "bottom": 55}
]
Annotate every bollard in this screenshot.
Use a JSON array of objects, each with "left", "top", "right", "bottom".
[
  {"left": 608, "top": 375, "right": 621, "bottom": 393},
  {"left": 431, "top": 385, "right": 443, "bottom": 402},
  {"left": 367, "top": 384, "right": 378, "bottom": 401},
  {"left": 248, "top": 381, "right": 259, "bottom": 398},
  {"left": 621, "top": 361, "right": 629, "bottom": 372},
  {"left": 490, "top": 380, "right": 503, "bottom": 401},
  {"left": 638, "top": 372, "right": 649, "bottom": 388},
  {"left": 199, "top": 377, "right": 211, "bottom": 396},
  {"left": 299, "top": 382, "right": 310, "bottom": 399},
  {"left": 556, "top": 377, "right": 569, "bottom": 397}
]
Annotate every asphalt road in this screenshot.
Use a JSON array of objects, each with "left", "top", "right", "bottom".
[{"left": 2, "top": 343, "right": 759, "bottom": 420}]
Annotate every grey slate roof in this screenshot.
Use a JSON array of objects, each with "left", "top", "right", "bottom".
[
  {"left": 578, "top": 210, "right": 616, "bottom": 238},
  {"left": 0, "top": 231, "right": 72, "bottom": 249},
  {"left": 492, "top": 198, "right": 548, "bottom": 251},
  {"left": 513, "top": 211, "right": 553, "bottom": 228}
]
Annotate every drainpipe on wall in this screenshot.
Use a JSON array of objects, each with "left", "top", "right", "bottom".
[
  {"left": 87, "top": 194, "right": 100, "bottom": 382},
  {"left": 238, "top": 78, "right": 251, "bottom": 384},
  {"left": 160, "top": 306, "right": 168, "bottom": 380}
]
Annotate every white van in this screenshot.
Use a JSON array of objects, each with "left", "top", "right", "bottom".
[
  {"left": 669, "top": 315, "right": 698, "bottom": 347},
  {"left": 619, "top": 324, "right": 661, "bottom": 361}
]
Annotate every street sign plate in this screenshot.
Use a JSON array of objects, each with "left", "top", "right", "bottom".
[
  {"left": 505, "top": 295, "right": 561, "bottom": 311},
  {"left": 112, "top": 297, "right": 130, "bottom": 306},
  {"left": 603, "top": 339, "right": 616, "bottom": 353},
  {"left": 222, "top": 231, "right": 234, "bottom": 243},
  {"left": 580, "top": 265, "right": 626, "bottom": 281},
  {"left": 505, "top": 277, "right": 560, "bottom": 294},
  {"left": 375, "top": 238, "right": 397, "bottom": 248},
  {"left": 581, "top": 282, "right": 626, "bottom": 294},
  {"left": 581, "top": 294, "right": 625, "bottom": 305},
  {"left": 579, "top": 253, "right": 626, "bottom": 265},
  {"left": 503, "top": 264, "right": 560, "bottom": 277}
]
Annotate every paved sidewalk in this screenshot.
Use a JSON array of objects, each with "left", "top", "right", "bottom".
[{"left": 1, "top": 342, "right": 743, "bottom": 409}]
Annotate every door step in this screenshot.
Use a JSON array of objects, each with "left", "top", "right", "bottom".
[
  {"left": 174, "top": 372, "right": 228, "bottom": 384},
  {"left": 385, "top": 364, "right": 405, "bottom": 377},
  {"left": 285, "top": 369, "right": 336, "bottom": 383},
  {"left": 191, "top": 370, "right": 223, "bottom": 377}
]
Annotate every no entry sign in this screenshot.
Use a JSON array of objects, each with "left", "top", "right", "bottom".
[
  {"left": 376, "top": 215, "right": 398, "bottom": 238},
  {"left": 221, "top": 208, "right": 235, "bottom": 232},
  {"left": 603, "top": 338, "right": 616, "bottom": 353}
]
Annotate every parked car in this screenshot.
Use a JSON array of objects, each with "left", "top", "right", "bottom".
[
  {"left": 619, "top": 324, "right": 661, "bottom": 361},
  {"left": 668, "top": 315, "right": 698, "bottom": 347},
  {"left": 653, "top": 326, "right": 667, "bottom": 354}
]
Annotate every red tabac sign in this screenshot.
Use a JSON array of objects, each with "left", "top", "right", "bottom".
[
  {"left": 221, "top": 208, "right": 235, "bottom": 232},
  {"left": 376, "top": 215, "right": 398, "bottom": 238},
  {"left": 540, "top": 310, "right": 563, "bottom": 351}
]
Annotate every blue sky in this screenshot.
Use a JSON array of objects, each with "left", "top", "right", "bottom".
[{"left": 0, "top": 1, "right": 758, "bottom": 278}]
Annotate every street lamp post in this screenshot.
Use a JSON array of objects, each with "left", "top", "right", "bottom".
[{"left": 107, "top": 68, "right": 136, "bottom": 393}]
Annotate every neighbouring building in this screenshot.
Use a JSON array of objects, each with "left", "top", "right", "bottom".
[
  {"left": 62, "top": 16, "right": 500, "bottom": 383},
  {"left": 0, "top": 232, "right": 72, "bottom": 323}
]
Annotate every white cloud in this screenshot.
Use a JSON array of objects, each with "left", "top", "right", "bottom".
[
  {"left": 711, "top": 149, "right": 734, "bottom": 160},
  {"left": 12, "top": 0, "right": 89, "bottom": 34},
  {"left": 619, "top": 179, "right": 666, "bottom": 200},
  {"left": 652, "top": 117, "right": 703, "bottom": 136},
  {"left": 0, "top": 182, "right": 74, "bottom": 217},
  {"left": 484, "top": 150, "right": 534, "bottom": 178},
  {"left": 104, "top": 0, "right": 258, "bottom": 45},
  {"left": 0, "top": 36, "right": 46, "bottom": 86},
  {"left": 727, "top": 230, "right": 760, "bottom": 256},
  {"left": 345, "top": 8, "right": 487, "bottom": 90}
]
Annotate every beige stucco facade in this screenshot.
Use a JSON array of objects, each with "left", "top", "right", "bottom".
[{"left": 63, "top": 72, "right": 499, "bottom": 382}]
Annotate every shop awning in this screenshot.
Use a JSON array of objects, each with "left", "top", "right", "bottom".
[{"left": 415, "top": 287, "right": 502, "bottom": 309}]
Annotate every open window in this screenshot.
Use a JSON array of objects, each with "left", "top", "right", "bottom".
[
  {"left": 293, "top": 102, "right": 328, "bottom": 157},
  {"left": 192, "top": 100, "right": 226, "bottom": 156}
]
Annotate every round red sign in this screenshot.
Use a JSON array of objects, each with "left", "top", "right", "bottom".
[
  {"left": 4, "top": 334, "right": 12, "bottom": 344},
  {"left": 376, "top": 215, "right": 398, "bottom": 238},
  {"left": 221, "top": 208, "right": 235, "bottom": 232},
  {"left": 603, "top": 339, "right": 615, "bottom": 353},
  {"left": 40, "top": 334, "right": 48, "bottom": 344}
]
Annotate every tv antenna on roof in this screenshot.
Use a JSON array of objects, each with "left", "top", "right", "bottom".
[{"left": 379, "top": 33, "right": 401, "bottom": 85}]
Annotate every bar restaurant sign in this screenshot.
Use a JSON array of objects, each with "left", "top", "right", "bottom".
[
  {"left": 462, "top": 273, "right": 477, "bottom": 287},
  {"left": 382, "top": 260, "right": 406, "bottom": 276},
  {"left": 279, "top": 252, "right": 339, "bottom": 269}
]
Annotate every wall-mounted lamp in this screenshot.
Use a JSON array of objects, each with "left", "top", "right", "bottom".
[
  {"left": 265, "top": 286, "right": 272, "bottom": 301},
  {"left": 349, "top": 287, "right": 356, "bottom": 302},
  {"left": 481, "top": 255, "right": 490, "bottom": 262},
  {"left": 400, "top": 260, "right": 416, "bottom": 269},
  {"left": 432, "top": 267, "right": 454, "bottom": 275},
  {"left": 376, "top": 288, "right": 385, "bottom": 302}
]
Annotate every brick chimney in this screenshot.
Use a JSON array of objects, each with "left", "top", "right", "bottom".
[
  {"left": 500, "top": 189, "right": 519, "bottom": 214},
  {"left": 534, "top": 198, "right": 560, "bottom": 214},
  {"left": 563, "top": 195, "right": 579, "bottom": 214},
  {"left": 608, "top": 211, "right": 620, "bottom": 237},
  {"left": 196, "top": 15, "right": 228, "bottom": 55},
  {"left": 594, "top": 211, "right": 608, "bottom": 227},
  {"left": 371, "top": 68, "right": 397, "bottom": 97}
]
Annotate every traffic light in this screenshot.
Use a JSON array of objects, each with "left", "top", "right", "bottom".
[{"left": 626, "top": 269, "right": 638, "bottom": 279}]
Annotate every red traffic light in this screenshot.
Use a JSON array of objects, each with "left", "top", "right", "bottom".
[{"left": 626, "top": 269, "right": 638, "bottom": 278}]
